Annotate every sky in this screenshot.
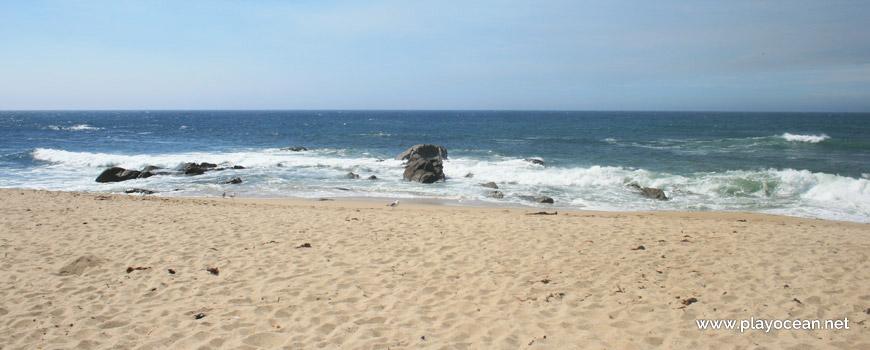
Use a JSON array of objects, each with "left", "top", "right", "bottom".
[{"left": 1, "top": 0, "right": 868, "bottom": 112}]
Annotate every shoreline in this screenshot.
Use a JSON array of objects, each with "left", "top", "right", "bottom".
[
  {"left": 1, "top": 188, "right": 868, "bottom": 348},
  {"left": 33, "top": 188, "right": 870, "bottom": 226}
]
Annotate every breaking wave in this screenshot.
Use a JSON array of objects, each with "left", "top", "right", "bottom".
[
  {"left": 781, "top": 133, "right": 830, "bottom": 143},
  {"left": 46, "top": 124, "right": 103, "bottom": 131}
]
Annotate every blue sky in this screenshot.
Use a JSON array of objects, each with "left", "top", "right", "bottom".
[{"left": 1, "top": 1, "right": 868, "bottom": 111}]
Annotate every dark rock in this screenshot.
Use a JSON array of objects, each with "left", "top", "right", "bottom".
[
  {"left": 179, "top": 162, "right": 221, "bottom": 176},
  {"left": 481, "top": 182, "right": 499, "bottom": 189},
  {"left": 95, "top": 167, "right": 141, "bottom": 183},
  {"left": 524, "top": 158, "right": 545, "bottom": 166},
  {"left": 519, "top": 195, "right": 554, "bottom": 204},
  {"left": 179, "top": 162, "right": 204, "bottom": 171},
  {"left": 368, "top": 175, "right": 378, "bottom": 180},
  {"left": 233, "top": 165, "right": 246, "bottom": 169},
  {"left": 184, "top": 167, "right": 205, "bottom": 175},
  {"left": 282, "top": 146, "right": 307, "bottom": 152},
  {"left": 223, "top": 177, "right": 243, "bottom": 185},
  {"left": 396, "top": 144, "right": 448, "bottom": 161},
  {"left": 403, "top": 157, "right": 445, "bottom": 183},
  {"left": 398, "top": 144, "right": 448, "bottom": 184},
  {"left": 141, "top": 165, "right": 161, "bottom": 172},
  {"left": 640, "top": 187, "right": 668, "bottom": 200},
  {"left": 119, "top": 169, "right": 142, "bottom": 179},
  {"left": 537, "top": 196, "right": 554, "bottom": 204},
  {"left": 137, "top": 171, "right": 154, "bottom": 179},
  {"left": 491, "top": 190, "right": 504, "bottom": 199},
  {"left": 124, "top": 188, "right": 155, "bottom": 195},
  {"left": 465, "top": 173, "right": 474, "bottom": 178},
  {"left": 345, "top": 172, "right": 360, "bottom": 179}
]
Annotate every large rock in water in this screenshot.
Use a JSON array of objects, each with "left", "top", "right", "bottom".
[
  {"left": 398, "top": 144, "right": 448, "bottom": 183},
  {"left": 403, "top": 156, "right": 446, "bottom": 183},
  {"left": 96, "top": 167, "right": 142, "bottom": 183},
  {"left": 396, "top": 144, "right": 448, "bottom": 161}
]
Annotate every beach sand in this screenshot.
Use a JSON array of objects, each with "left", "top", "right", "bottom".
[{"left": 0, "top": 188, "right": 867, "bottom": 349}]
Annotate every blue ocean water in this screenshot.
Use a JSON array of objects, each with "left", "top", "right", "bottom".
[{"left": 1, "top": 110, "right": 868, "bottom": 222}]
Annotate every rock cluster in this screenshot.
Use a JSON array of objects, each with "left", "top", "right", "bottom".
[
  {"left": 95, "top": 167, "right": 154, "bottom": 183},
  {"left": 95, "top": 162, "right": 246, "bottom": 184}
]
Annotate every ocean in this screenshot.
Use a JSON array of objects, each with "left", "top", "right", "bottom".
[{"left": 1, "top": 110, "right": 868, "bottom": 223}]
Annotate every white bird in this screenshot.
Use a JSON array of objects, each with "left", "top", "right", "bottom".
[{"left": 387, "top": 200, "right": 400, "bottom": 208}]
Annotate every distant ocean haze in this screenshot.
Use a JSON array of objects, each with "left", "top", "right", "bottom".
[{"left": 0, "top": 110, "right": 867, "bottom": 222}]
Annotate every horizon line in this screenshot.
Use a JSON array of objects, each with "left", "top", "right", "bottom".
[{"left": 0, "top": 108, "right": 867, "bottom": 114}]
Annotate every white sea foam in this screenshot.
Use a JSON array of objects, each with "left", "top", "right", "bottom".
[
  {"left": 444, "top": 159, "right": 868, "bottom": 222},
  {"left": 781, "top": 133, "right": 830, "bottom": 143},
  {"left": 46, "top": 124, "right": 103, "bottom": 131},
  {"left": 18, "top": 148, "right": 870, "bottom": 223},
  {"left": 31, "top": 148, "right": 402, "bottom": 171}
]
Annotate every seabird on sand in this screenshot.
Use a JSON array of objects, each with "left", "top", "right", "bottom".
[{"left": 387, "top": 200, "right": 400, "bottom": 208}]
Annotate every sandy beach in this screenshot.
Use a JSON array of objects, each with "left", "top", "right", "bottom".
[{"left": 0, "top": 188, "right": 867, "bottom": 349}]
